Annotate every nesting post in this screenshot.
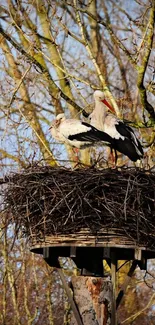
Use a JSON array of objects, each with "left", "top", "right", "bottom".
[
  {"left": 3, "top": 166, "right": 155, "bottom": 324},
  {"left": 111, "top": 253, "right": 117, "bottom": 325}
]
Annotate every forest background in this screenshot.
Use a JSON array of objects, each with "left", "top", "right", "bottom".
[{"left": 0, "top": 0, "right": 155, "bottom": 324}]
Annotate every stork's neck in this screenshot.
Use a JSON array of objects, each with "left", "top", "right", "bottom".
[
  {"left": 90, "top": 101, "right": 107, "bottom": 131},
  {"left": 94, "top": 101, "right": 107, "bottom": 121}
]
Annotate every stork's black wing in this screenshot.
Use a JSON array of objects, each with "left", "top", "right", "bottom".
[
  {"left": 68, "top": 122, "right": 113, "bottom": 144},
  {"left": 114, "top": 121, "right": 143, "bottom": 161},
  {"left": 115, "top": 122, "right": 133, "bottom": 138},
  {"left": 116, "top": 122, "right": 143, "bottom": 156}
]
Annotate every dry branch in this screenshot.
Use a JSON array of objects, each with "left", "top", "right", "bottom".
[
  {"left": 0, "top": 25, "right": 86, "bottom": 116},
  {"left": 136, "top": 0, "right": 155, "bottom": 120}
]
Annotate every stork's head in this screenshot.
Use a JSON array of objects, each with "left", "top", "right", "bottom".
[
  {"left": 93, "top": 90, "right": 105, "bottom": 102},
  {"left": 56, "top": 113, "right": 66, "bottom": 121},
  {"left": 49, "top": 113, "right": 66, "bottom": 129},
  {"left": 93, "top": 90, "right": 115, "bottom": 113}
]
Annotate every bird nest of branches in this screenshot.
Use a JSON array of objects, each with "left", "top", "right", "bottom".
[{"left": 2, "top": 165, "right": 155, "bottom": 249}]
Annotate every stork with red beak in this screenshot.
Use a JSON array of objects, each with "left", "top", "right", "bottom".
[
  {"left": 89, "top": 90, "right": 143, "bottom": 162},
  {"left": 49, "top": 113, "right": 114, "bottom": 149}
]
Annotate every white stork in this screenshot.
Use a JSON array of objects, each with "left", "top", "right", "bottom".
[
  {"left": 49, "top": 113, "right": 114, "bottom": 149},
  {"left": 89, "top": 90, "right": 144, "bottom": 162}
]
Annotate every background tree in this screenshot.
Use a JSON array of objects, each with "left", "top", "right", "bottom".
[{"left": 0, "top": 0, "right": 155, "bottom": 324}]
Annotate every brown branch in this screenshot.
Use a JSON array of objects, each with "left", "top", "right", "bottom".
[
  {"left": 65, "top": 1, "right": 137, "bottom": 66},
  {"left": 0, "top": 24, "right": 85, "bottom": 115},
  {"left": 136, "top": 1, "right": 155, "bottom": 120},
  {"left": 102, "top": 1, "right": 132, "bottom": 101},
  {"left": 73, "top": 0, "right": 120, "bottom": 115},
  {"left": 0, "top": 149, "right": 26, "bottom": 167},
  {"left": 0, "top": 37, "right": 57, "bottom": 166}
]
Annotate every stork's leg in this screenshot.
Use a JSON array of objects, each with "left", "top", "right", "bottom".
[
  {"left": 110, "top": 148, "right": 115, "bottom": 164},
  {"left": 114, "top": 149, "right": 118, "bottom": 166},
  {"left": 110, "top": 147, "right": 117, "bottom": 168},
  {"left": 72, "top": 147, "right": 79, "bottom": 162}
]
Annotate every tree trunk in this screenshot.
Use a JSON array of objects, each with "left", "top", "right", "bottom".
[{"left": 70, "top": 276, "right": 112, "bottom": 325}]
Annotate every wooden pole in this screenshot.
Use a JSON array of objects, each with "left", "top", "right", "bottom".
[
  {"left": 111, "top": 254, "right": 117, "bottom": 325},
  {"left": 116, "top": 260, "right": 138, "bottom": 309}
]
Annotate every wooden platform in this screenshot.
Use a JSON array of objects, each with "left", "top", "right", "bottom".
[
  {"left": 30, "top": 227, "right": 155, "bottom": 323},
  {"left": 29, "top": 228, "right": 155, "bottom": 275}
]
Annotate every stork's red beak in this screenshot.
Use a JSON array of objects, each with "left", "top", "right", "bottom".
[{"left": 101, "top": 99, "right": 115, "bottom": 113}]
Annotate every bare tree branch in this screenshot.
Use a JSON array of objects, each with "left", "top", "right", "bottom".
[
  {"left": 0, "top": 24, "right": 85, "bottom": 115},
  {"left": 136, "top": 0, "right": 155, "bottom": 120}
]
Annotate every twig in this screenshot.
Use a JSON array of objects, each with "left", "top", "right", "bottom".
[
  {"left": 123, "top": 176, "right": 131, "bottom": 221},
  {"left": 8, "top": 65, "right": 31, "bottom": 108},
  {"left": 16, "top": 103, "right": 58, "bottom": 164},
  {"left": 2, "top": 65, "right": 31, "bottom": 141}
]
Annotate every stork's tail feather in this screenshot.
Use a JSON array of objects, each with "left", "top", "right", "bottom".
[{"left": 113, "top": 138, "right": 143, "bottom": 162}]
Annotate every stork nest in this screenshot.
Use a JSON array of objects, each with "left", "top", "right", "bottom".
[{"left": 2, "top": 166, "right": 155, "bottom": 249}]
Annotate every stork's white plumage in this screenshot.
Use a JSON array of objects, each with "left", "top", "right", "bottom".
[
  {"left": 90, "top": 90, "right": 116, "bottom": 132},
  {"left": 49, "top": 113, "right": 113, "bottom": 149},
  {"left": 89, "top": 91, "right": 143, "bottom": 162}
]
